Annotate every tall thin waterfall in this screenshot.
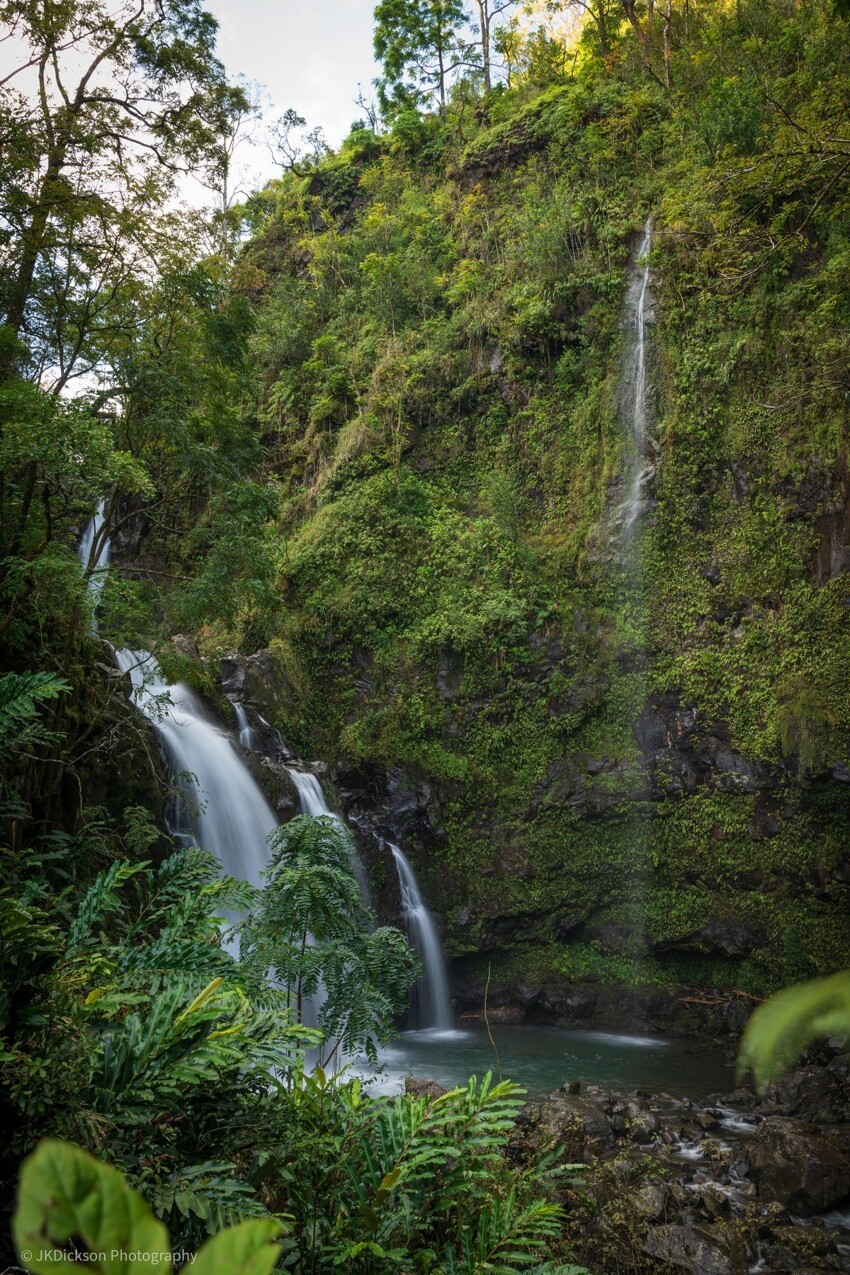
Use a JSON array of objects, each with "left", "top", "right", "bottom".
[
  {"left": 78, "top": 498, "right": 112, "bottom": 621},
  {"left": 619, "top": 218, "right": 654, "bottom": 539},
  {"left": 389, "top": 843, "right": 452, "bottom": 1031}
]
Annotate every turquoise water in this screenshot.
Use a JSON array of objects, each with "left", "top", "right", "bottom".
[{"left": 357, "top": 1024, "right": 734, "bottom": 1100}]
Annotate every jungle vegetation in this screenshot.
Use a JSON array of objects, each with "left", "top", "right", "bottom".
[{"left": 2, "top": 0, "right": 850, "bottom": 1268}]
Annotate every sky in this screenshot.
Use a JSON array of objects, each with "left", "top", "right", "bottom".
[{"left": 207, "top": 0, "right": 382, "bottom": 146}]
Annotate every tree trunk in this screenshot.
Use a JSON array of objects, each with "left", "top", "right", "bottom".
[
  {"left": 663, "top": 0, "right": 672, "bottom": 88},
  {"left": 476, "top": 0, "right": 492, "bottom": 92},
  {"left": 5, "top": 148, "right": 67, "bottom": 338}
]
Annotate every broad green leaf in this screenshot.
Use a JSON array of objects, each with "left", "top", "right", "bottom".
[
  {"left": 738, "top": 970, "right": 850, "bottom": 1089},
  {"left": 14, "top": 1140, "right": 170, "bottom": 1274},
  {"left": 191, "top": 1218, "right": 285, "bottom": 1275}
]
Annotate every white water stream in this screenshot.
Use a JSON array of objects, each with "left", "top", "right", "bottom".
[
  {"left": 619, "top": 217, "right": 654, "bottom": 538},
  {"left": 113, "top": 650, "right": 277, "bottom": 889},
  {"left": 389, "top": 842, "right": 453, "bottom": 1031},
  {"left": 77, "top": 498, "right": 112, "bottom": 623}
]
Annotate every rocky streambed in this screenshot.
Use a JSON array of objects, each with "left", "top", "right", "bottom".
[{"left": 408, "top": 1046, "right": 850, "bottom": 1273}]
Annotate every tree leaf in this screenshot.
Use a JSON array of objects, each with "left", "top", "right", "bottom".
[
  {"left": 14, "top": 1139, "right": 170, "bottom": 1274},
  {"left": 191, "top": 1218, "right": 285, "bottom": 1275},
  {"left": 737, "top": 970, "right": 850, "bottom": 1089}
]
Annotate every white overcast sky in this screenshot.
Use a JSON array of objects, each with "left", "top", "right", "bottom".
[{"left": 207, "top": 0, "right": 381, "bottom": 145}]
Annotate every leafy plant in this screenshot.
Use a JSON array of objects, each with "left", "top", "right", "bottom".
[
  {"left": 239, "top": 814, "right": 419, "bottom": 1064},
  {"left": 13, "top": 1139, "right": 285, "bottom": 1275},
  {"left": 738, "top": 970, "right": 850, "bottom": 1089},
  {"left": 0, "top": 671, "right": 70, "bottom": 756}
]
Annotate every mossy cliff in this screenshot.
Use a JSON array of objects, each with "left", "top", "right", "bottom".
[{"left": 177, "top": 0, "right": 850, "bottom": 1016}]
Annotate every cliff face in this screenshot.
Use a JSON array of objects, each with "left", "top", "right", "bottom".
[{"left": 202, "top": 5, "right": 850, "bottom": 1014}]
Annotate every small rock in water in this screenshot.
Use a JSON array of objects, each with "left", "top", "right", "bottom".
[
  {"left": 405, "top": 1077, "right": 447, "bottom": 1099},
  {"left": 693, "top": 1109, "right": 721, "bottom": 1130}
]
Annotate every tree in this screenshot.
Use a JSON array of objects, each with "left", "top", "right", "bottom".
[
  {"left": 268, "top": 108, "right": 330, "bottom": 176},
  {"left": 239, "top": 814, "right": 419, "bottom": 1064},
  {"left": 0, "top": 0, "right": 246, "bottom": 388},
  {"left": 473, "top": 0, "right": 517, "bottom": 91},
  {"left": 374, "top": 0, "right": 475, "bottom": 111}
]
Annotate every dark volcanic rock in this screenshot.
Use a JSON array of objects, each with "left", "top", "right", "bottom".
[
  {"left": 643, "top": 1223, "right": 744, "bottom": 1274},
  {"left": 747, "top": 1116, "right": 850, "bottom": 1214},
  {"left": 405, "top": 1077, "right": 447, "bottom": 1099},
  {"left": 536, "top": 1093, "right": 615, "bottom": 1155},
  {"left": 759, "top": 1066, "right": 848, "bottom": 1124},
  {"left": 689, "top": 917, "right": 767, "bottom": 957}
]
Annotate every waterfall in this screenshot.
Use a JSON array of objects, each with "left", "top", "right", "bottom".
[
  {"left": 619, "top": 217, "right": 654, "bottom": 538},
  {"left": 77, "top": 515, "right": 278, "bottom": 891},
  {"left": 233, "top": 702, "right": 260, "bottom": 751},
  {"left": 78, "top": 510, "right": 451, "bottom": 1036},
  {"left": 113, "top": 650, "right": 277, "bottom": 888},
  {"left": 389, "top": 843, "right": 452, "bottom": 1032},
  {"left": 77, "top": 497, "right": 112, "bottom": 623},
  {"left": 288, "top": 768, "right": 336, "bottom": 819}
]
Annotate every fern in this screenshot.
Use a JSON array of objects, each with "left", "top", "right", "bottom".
[
  {"left": 68, "top": 860, "right": 148, "bottom": 952},
  {"left": 442, "top": 1192, "right": 576, "bottom": 1274},
  {"left": 0, "top": 670, "right": 69, "bottom": 754}
]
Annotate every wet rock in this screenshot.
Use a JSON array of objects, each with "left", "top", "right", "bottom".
[
  {"left": 693, "top": 1110, "right": 721, "bottom": 1130},
  {"left": 170, "top": 633, "right": 199, "bottom": 659},
  {"left": 713, "top": 748, "right": 772, "bottom": 793},
  {"left": 628, "top": 1112, "right": 660, "bottom": 1143},
  {"left": 220, "top": 653, "right": 246, "bottom": 696},
  {"left": 632, "top": 1181, "right": 669, "bottom": 1219},
  {"left": 759, "top": 1066, "right": 847, "bottom": 1124},
  {"left": 747, "top": 1117, "right": 850, "bottom": 1214},
  {"left": 695, "top": 918, "right": 767, "bottom": 957},
  {"left": 405, "top": 1078, "right": 447, "bottom": 1099},
  {"left": 643, "top": 1223, "right": 743, "bottom": 1273},
  {"left": 538, "top": 1094, "right": 615, "bottom": 1155},
  {"left": 635, "top": 705, "right": 668, "bottom": 754},
  {"left": 730, "top": 460, "right": 750, "bottom": 500},
  {"left": 436, "top": 646, "right": 464, "bottom": 700}
]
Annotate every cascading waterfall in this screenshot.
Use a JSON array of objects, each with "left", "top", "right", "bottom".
[
  {"left": 115, "top": 651, "right": 277, "bottom": 888},
  {"left": 235, "top": 703, "right": 452, "bottom": 1031},
  {"left": 619, "top": 217, "right": 655, "bottom": 540},
  {"left": 389, "top": 843, "right": 452, "bottom": 1031},
  {"left": 77, "top": 526, "right": 278, "bottom": 892},
  {"left": 288, "top": 768, "right": 336, "bottom": 819},
  {"left": 79, "top": 511, "right": 453, "bottom": 1036}
]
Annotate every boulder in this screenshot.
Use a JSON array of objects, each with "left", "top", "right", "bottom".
[
  {"left": 759, "top": 1066, "right": 847, "bottom": 1124},
  {"left": 538, "top": 1094, "right": 615, "bottom": 1155},
  {"left": 643, "top": 1223, "right": 744, "bottom": 1274},
  {"left": 405, "top": 1077, "right": 447, "bottom": 1099},
  {"left": 747, "top": 1117, "right": 850, "bottom": 1214}
]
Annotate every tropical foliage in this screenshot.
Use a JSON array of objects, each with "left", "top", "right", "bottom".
[{"left": 2, "top": 0, "right": 849, "bottom": 1268}]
